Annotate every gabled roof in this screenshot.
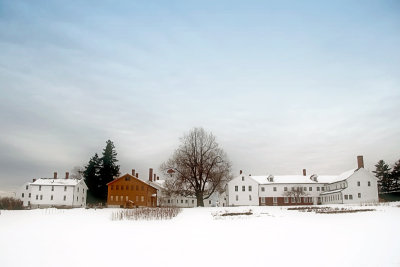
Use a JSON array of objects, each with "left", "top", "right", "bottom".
[
  {"left": 31, "top": 178, "right": 84, "bottom": 187},
  {"left": 243, "top": 168, "right": 361, "bottom": 185},
  {"left": 107, "top": 173, "right": 158, "bottom": 190}
]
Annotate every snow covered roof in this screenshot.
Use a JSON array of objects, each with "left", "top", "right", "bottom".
[
  {"left": 31, "top": 178, "right": 82, "bottom": 186},
  {"left": 247, "top": 169, "right": 358, "bottom": 185},
  {"left": 320, "top": 189, "right": 344, "bottom": 195}
]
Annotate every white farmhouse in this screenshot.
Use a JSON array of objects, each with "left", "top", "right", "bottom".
[
  {"left": 227, "top": 156, "right": 378, "bottom": 206},
  {"left": 17, "top": 172, "right": 88, "bottom": 208}
]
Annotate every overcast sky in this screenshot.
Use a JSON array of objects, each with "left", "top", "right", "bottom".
[{"left": 0, "top": 0, "right": 399, "bottom": 191}]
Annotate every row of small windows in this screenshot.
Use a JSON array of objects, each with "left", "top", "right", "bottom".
[
  {"left": 166, "top": 199, "right": 201, "bottom": 205},
  {"left": 24, "top": 194, "right": 83, "bottom": 202},
  {"left": 33, "top": 185, "right": 81, "bottom": 192},
  {"left": 256, "top": 197, "right": 313, "bottom": 204},
  {"left": 110, "top": 185, "right": 145, "bottom": 191},
  {"left": 110, "top": 195, "right": 145, "bottom": 202},
  {"left": 237, "top": 186, "right": 326, "bottom": 192}
]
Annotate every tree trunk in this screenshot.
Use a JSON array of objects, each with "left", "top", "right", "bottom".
[{"left": 196, "top": 192, "right": 204, "bottom": 207}]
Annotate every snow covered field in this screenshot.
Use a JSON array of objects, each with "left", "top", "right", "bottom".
[{"left": 1, "top": 204, "right": 400, "bottom": 267}]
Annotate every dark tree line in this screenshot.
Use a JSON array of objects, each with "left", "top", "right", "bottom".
[
  {"left": 83, "top": 140, "right": 120, "bottom": 202},
  {"left": 373, "top": 159, "right": 400, "bottom": 193}
]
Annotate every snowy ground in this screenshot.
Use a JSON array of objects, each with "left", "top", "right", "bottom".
[{"left": 1, "top": 204, "right": 400, "bottom": 267}]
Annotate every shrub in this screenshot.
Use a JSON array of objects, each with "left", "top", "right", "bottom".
[
  {"left": 112, "top": 207, "right": 181, "bottom": 221},
  {"left": 0, "top": 197, "right": 24, "bottom": 210}
]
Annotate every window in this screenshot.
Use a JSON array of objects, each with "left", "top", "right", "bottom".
[
  {"left": 248, "top": 186, "right": 252, "bottom": 191},
  {"left": 141, "top": 196, "right": 144, "bottom": 202},
  {"left": 309, "top": 197, "right": 313, "bottom": 203},
  {"left": 111, "top": 196, "right": 113, "bottom": 201},
  {"left": 273, "top": 197, "right": 277, "bottom": 204},
  {"left": 357, "top": 181, "right": 360, "bottom": 186},
  {"left": 51, "top": 195, "right": 53, "bottom": 200},
  {"left": 83, "top": 189, "right": 85, "bottom": 194},
  {"left": 77, "top": 196, "right": 78, "bottom": 201},
  {"left": 28, "top": 193, "right": 31, "bottom": 198},
  {"left": 63, "top": 195, "right": 66, "bottom": 201},
  {"left": 235, "top": 186, "right": 238, "bottom": 192},
  {"left": 126, "top": 196, "right": 128, "bottom": 201},
  {"left": 116, "top": 185, "right": 119, "bottom": 190},
  {"left": 111, "top": 186, "right": 114, "bottom": 190},
  {"left": 39, "top": 186, "right": 41, "bottom": 191},
  {"left": 317, "top": 187, "right": 320, "bottom": 191},
  {"left": 309, "top": 187, "right": 312, "bottom": 191},
  {"left": 36, "top": 195, "right": 38, "bottom": 200},
  {"left": 192, "top": 200, "right": 195, "bottom": 204},
  {"left": 181, "top": 199, "right": 183, "bottom": 203},
  {"left": 304, "top": 187, "right": 307, "bottom": 191},
  {"left": 242, "top": 176, "right": 244, "bottom": 181},
  {"left": 126, "top": 186, "right": 129, "bottom": 190},
  {"left": 284, "top": 197, "right": 289, "bottom": 203},
  {"left": 28, "top": 201, "right": 30, "bottom": 205},
  {"left": 261, "top": 197, "right": 266, "bottom": 204},
  {"left": 141, "top": 186, "right": 144, "bottom": 191},
  {"left": 273, "top": 187, "right": 277, "bottom": 191},
  {"left": 64, "top": 186, "right": 67, "bottom": 191},
  {"left": 368, "top": 181, "right": 371, "bottom": 186},
  {"left": 249, "top": 195, "right": 252, "bottom": 201},
  {"left": 321, "top": 187, "right": 325, "bottom": 191},
  {"left": 116, "top": 196, "right": 119, "bottom": 201},
  {"left": 291, "top": 197, "right": 295, "bottom": 203},
  {"left": 167, "top": 199, "right": 170, "bottom": 203},
  {"left": 358, "top": 193, "right": 361, "bottom": 198},
  {"left": 297, "top": 197, "right": 301, "bottom": 203},
  {"left": 242, "top": 186, "right": 245, "bottom": 192},
  {"left": 349, "top": 195, "right": 353, "bottom": 200},
  {"left": 25, "top": 185, "right": 28, "bottom": 190},
  {"left": 185, "top": 200, "right": 188, "bottom": 203},
  {"left": 344, "top": 195, "right": 348, "bottom": 200},
  {"left": 136, "top": 185, "right": 139, "bottom": 190},
  {"left": 22, "top": 193, "right": 24, "bottom": 198},
  {"left": 82, "top": 197, "right": 84, "bottom": 202},
  {"left": 51, "top": 186, "right": 54, "bottom": 191},
  {"left": 40, "top": 195, "right": 43, "bottom": 200},
  {"left": 136, "top": 196, "right": 138, "bottom": 202},
  {"left": 261, "top": 187, "right": 265, "bottom": 192},
  {"left": 77, "top": 187, "right": 79, "bottom": 192},
  {"left": 284, "top": 187, "right": 287, "bottom": 191},
  {"left": 236, "top": 195, "right": 239, "bottom": 201},
  {"left": 209, "top": 200, "right": 211, "bottom": 204}
]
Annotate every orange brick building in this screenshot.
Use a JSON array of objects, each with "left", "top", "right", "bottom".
[{"left": 107, "top": 170, "right": 158, "bottom": 207}]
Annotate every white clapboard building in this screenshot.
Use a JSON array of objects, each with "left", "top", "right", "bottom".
[
  {"left": 227, "top": 156, "right": 378, "bottom": 206},
  {"left": 17, "top": 172, "right": 88, "bottom": 208},
  {"left": 146, "top": 168, "right": 227, "bottom": 207}
]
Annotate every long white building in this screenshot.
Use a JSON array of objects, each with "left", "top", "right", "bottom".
[
  {"left": 227, "top": 156, "right": 378, "bottom": 206},
  {"left": 17, "top": 172, "right": 88, "bottom": 208}
]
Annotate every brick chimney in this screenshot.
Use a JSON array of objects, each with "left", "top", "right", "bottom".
[
  {"left": 357, "top": 155, "right": 364, "bottom": 169},
  {"left": 149, "top": 168, "right": 153, "bottom": 182},
  {"left": 32, "top": 179, "right": 36, "bottom": 182},
  {"left": 240, "top": 170, "right": 242, "bottom": 175},
  {"left": 136, "top": 173, "right": 139, "bottom": 178},
  {"left": 303, "top": 169, "right": 306, "bottom": 176},
  {"left": 132, "top": 169, "right": 135, "bottom": 176},
  {"left": 65, "top": 172, "right": 69, "bottom": 179},
  {"left": 54, "top": 172, "right": 57, "bottom": 179}
]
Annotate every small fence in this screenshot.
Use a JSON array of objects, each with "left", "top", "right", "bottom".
[{"left": 111, "top": 207, "right": 181, "bottom": 221}]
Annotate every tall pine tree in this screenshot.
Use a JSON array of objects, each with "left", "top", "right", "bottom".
[
  {"left": 373, "top": 160, "right": 392, "bottom": 193},
  {"left": 83, "top": 153, "right": 101, "bottom": 199},
  {"left": 98, "top": 140, "right": 120, "bottom": 200},
  {"left": 391, "top": 160, "right": 400, "bottom": 192}
]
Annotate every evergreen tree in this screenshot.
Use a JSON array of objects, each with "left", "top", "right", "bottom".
[
  {"left": 373, "top": 160, "right": 392, "bottom": 193},
  {"left": 83, "top": 153, "right": 101, "bottom": 198},
  {"left": 391, "top": 160, "right": 400, "bottom": 192},
  {"left": 98, "top": 140, "right": 120, "bottom": 200}
]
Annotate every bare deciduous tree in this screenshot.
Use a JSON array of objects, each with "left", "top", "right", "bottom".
[
  {"left": 283, "top": 186, "right": 309, "bottom": 201},
  {"left": 70, "top": 166, "right": 84, "bottom": 180},
  {"left": 161, "top": 127, "right": 231, "bottom": 207}
]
